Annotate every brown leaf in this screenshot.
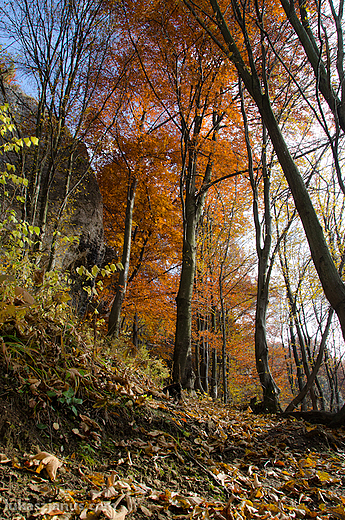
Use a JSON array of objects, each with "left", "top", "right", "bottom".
[
  {"left": 113, "top": 375, "right": 129, "bottom": 386},
  {"left": 328, "top": 505, "right": 345, "bottom": 520},
  {"left": 14, "top": 286, "right": 36, "bottom": 305},
  {"left": 29, "top": 451, "right": 63, "bottom": 480},
  {"left": 79, "top": 414, "right": 101, "bottom": 431},
  {"left": 139, "top": 504, "right": 153, "bottom": 517},
  {"left": 0, "top": 453, "right": 11, "bottom": 463},
  {"left": 94, "top": 504, "right": 128, "bottom": 519}
]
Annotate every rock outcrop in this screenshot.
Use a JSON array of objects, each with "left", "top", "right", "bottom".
[{"left": 0, "top": 81, "right": 106, "bottom": 313}]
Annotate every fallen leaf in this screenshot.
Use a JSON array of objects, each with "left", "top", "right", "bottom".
[
  {"left": 0, "top": 453, "right": 11, "bottom": 463},
  {"left": 15, "top": 286, "right": 36, "bottom": 305},
  {"left": 139, "top": 504, "right": 153, "bottom": 517},
  {"left": 328, "top": 505, "right": 345, "bottom": 520},
  {"left": 94, "top": 504, "right": 128, "bottom": 520},
  {"left": 79, "top": 414, "right": 101, "bottom": 431},
  {"left": 29, "top": 451, "right": 63, "bottom": 480}
]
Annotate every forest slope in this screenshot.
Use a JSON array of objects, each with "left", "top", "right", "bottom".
[{"left": 1, "top": 342, "right": 345, "bottom": 520}]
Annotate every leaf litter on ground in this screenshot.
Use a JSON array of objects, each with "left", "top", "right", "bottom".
[
  {"left": 1, "top": 390, "right": 345, "bottom": 520},
  {"left": 1, "top": 334, "right": 345, "bottom": 519}
]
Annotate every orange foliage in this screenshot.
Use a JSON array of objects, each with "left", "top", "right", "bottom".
[
  {"left": 91, "top": 0, "right": 297, "bottom": 402},
  {"left": 97, "top": 99, "right": 182, "bottom": 349}
]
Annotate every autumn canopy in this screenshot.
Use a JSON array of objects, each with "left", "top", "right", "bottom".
[{"left": 1, "top": 0, "right": 345, "bottom": 419}]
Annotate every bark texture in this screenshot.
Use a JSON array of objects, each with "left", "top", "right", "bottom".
[{"left": 108, "top": 178, "right": 137, "bottom": 337}]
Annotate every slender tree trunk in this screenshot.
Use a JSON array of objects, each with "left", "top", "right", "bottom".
[
  {"left": 173, "top": 198, "right": 197, "bottom": 390},
  {"left": 240, "top": 85, "right": 280, "bottom": 412},
  {"left": 200, "top": 316, "right": 209, "bottom": 393},
  {"left": 195, "top": 340, "right": 204, "bottom": 392},
  {"left": 132, "top": 312, "right": 139, "bottom": 350},
  {"left": 211, "top": 348, "right": 217, "bottom": 399},
  {"left": 210, "top": 303, "right": 217, "bottom": 399},
  {"left": 108, "top": 178, "right": 137, "bottom": 337},
  {"left": 195, "top": 314, "right": 205, "bottom": 392},
  {"left": 222, "top": 353, "right": 228, "bottom": 403},
  {"left": 289, "top": 320, "right": 306, "bottom": 405},
  {"left": 219, "top": 263, "right": 228, "bottom": 404},
  {"left": 255, "top": 276, "right": 280, "bottom": 411}
]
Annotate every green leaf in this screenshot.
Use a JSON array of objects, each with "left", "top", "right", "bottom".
[{"left": 63, "top": 387, "right": 75, "bottom": 398}]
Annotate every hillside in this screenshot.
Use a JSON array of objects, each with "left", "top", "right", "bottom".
[{"left": 1, "top": 336, "right": 345, "bottom": 520}]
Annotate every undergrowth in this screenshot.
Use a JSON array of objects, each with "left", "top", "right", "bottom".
[{"left": 0, "top": 102, "right": 169, "bottom": 432}]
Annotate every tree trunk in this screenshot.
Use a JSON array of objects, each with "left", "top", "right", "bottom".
[
  {"left": 240, "top": 85, "right": 280, "bottom": 412},
  {"left": 173, "top": 198, "right": 197, "bottom": 390},
  {"left": 132, "top": 312, "right": 139, "bottom": 350},
  {"left": 219, "top": 263, "right": 228, "bottom": 404},
  {"left": 255, "top": 277, "right": 280, "bottom": 411},
  {"left": 172, "top": 106, "right": 222, "bottom": 390},
  {"left": 195, "top": 340, "right": 205, "bottom": 392},
  {"left": 200, "top": 316, "right": 209, "bottom": 393},
  {"left": 211, "top": 348, "right": 217, "bottom": 399},
  {"left": 108, "top": 178, "right": 137, "bottom": 337}
]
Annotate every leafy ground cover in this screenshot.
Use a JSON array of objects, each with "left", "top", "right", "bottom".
[{"left": 1, "top": 338, "right": 345, "bottom": 520}]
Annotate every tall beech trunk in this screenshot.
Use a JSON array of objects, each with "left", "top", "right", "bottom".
[
  {"left": 219, "top": 258, "right": 228, "bottom": 404},
  {"left": 108, "top": 178, "right": 137, "bottom": 337},
  {"left": 200, "top": 316, "right": 209, "bottom": 394},
  {"left": 240, "top": 84, "right": 280, "bottom": 412},
  {"left": 173, "top": 109, "right": 223, "bottom": 390},
  {"left": 255, "top": 271, "right": 280, "bottom": 411},
  {"left": 173, "top": 198, "right": 197, "bottom": 390}
]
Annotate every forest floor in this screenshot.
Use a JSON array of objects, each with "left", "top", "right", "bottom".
[{"left": 1, "top": 348, "right": 345, "bottom": 520}]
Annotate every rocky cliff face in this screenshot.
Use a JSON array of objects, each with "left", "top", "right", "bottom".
[{"left": 0, "top": 81, "right": 106, "bottom": 312}]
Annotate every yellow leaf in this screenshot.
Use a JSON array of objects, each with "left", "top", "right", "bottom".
[
  {"left": 328, "top": 505, "right": 345, "bottom": 520},
  {"left": 300, "top": 457, "right": 316, "bottom": 468},
  {"left": 91, "top": 265, "right": 99, "bottom": 277},
  {"left": 316, "top": 470, "right": 340, "bottom": 484}
]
